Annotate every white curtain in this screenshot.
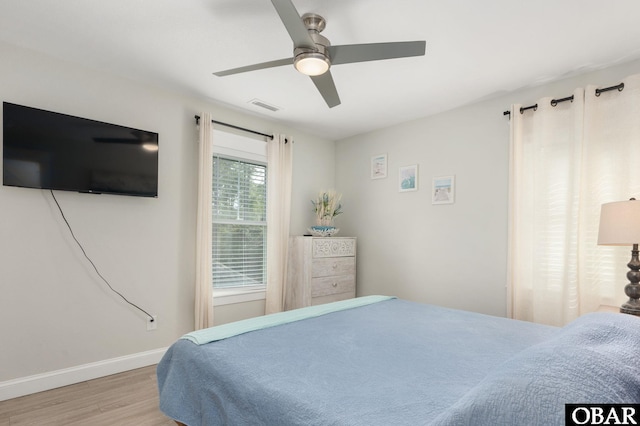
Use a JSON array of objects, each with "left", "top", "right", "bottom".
[
  {"left": 508, "top": 74, "right": 640, "bottom": 326},
  {"left": 265, "top": 134, "right": 293, "bottom": 314},
  {"left": 194, "top": 112, "right": 214, "bottom": 330}
]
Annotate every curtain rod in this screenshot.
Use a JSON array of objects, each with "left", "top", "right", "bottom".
[
  {"left": 502, "top": 82, "right": 624, "bottom": 118},
  {"left": 194, "top": 115, "right": 274, "bottom": 140}
]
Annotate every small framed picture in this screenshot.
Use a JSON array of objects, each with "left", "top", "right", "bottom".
[
  {"left": 399, "top": 165, "right": 418, "bottom": 192},
  {"left": 371, "top": 154, "right": 387, "bottom": 179},
  {"left": 432, "top": 175, "right": 455, "bottom": 204}
]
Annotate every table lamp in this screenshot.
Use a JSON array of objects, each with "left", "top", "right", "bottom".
[{"left": 597, "top": 198, "right": 640, "bottom": 316}]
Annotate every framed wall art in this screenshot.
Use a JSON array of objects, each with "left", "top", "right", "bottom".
[
  {"left": 371, "top": 153, "right": 387, "bottom": 179},
  {"left": 399, "top": 165, "right": 418, "bottom": 192},
  {"left": 432, "top": 175, "right": 455, "bottom": 204}
]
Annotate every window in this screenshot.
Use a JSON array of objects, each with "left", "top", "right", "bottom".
[{"left": 212, "top": 156, "right": 267, "bottom": 291}]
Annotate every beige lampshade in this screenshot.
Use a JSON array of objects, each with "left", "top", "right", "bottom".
[{"left": 597, "top": 199, "right": 640, "bottom": 245}]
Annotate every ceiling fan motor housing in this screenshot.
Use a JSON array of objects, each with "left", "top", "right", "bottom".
[{"left": 293, "top": 13, "right": 331, "bottom": 75}]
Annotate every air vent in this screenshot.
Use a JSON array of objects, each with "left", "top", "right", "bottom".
[{"left": 248, "top": 99, "right": 280, "bottom": 112}]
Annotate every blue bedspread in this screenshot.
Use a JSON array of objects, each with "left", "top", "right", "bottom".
[
  {"left": 157, "top": 297, "right": 640, "bottom": 425},
  {"left": 430, "top": 311, "right": 640, "bottom": 425}
]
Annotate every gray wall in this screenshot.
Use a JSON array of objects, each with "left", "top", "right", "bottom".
[
  {"left": 335, "top": 58, "right": 640, "bottom": 317},
  {"left": 0, "top": 41, "right": 334, "bottom": 382}
]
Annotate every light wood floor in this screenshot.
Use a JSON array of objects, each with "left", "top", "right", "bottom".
[{"left": 0, "top": 365, "right": 176, "bottom": 426}]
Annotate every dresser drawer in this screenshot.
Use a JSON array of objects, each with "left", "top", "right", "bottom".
[
  {"left": 311, "top": 274, "right": 355, "bottom": 297},
  {"left": 311, "top": 257, "right": 355, "bottom": 278},
  {"left": 312, "top": 238, "right": 356, "bottom": 258}
]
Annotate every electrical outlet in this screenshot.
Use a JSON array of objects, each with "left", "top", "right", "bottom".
[{"left": 147, "top": 315, "right": 157, "bottom": 331}]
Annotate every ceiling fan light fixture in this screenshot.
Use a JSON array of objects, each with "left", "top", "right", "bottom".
[{"left": 294, "top": 52, "right": 330, "bottom": 76}]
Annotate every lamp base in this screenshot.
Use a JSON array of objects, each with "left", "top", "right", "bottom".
[
  {"left": 621, "top": 245, "right": 640, "bottom": 316},
  {"left": 620, "top": 291, "right": 640, "bottom": 316},
  {"left": 620, "top": 305, "right": 640, "bottom": 316}
]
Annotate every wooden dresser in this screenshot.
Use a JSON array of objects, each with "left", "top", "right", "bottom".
[{"left": 285, "top": 236, "right": 356, "bottom": 310}]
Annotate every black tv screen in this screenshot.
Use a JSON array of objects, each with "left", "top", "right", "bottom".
[{"left": 2, "top": 102, "right": 158, "bottom": 197}]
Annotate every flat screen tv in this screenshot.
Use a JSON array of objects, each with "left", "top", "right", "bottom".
[{"left": 2, "top": 102, "right": 158, "bottom": 197}]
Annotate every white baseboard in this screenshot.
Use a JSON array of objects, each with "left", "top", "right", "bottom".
[{"left": 0, "top": 347, "right": 168, "bottom": 401}]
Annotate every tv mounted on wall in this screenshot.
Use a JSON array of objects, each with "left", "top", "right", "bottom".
[{"left": 2, "top": 102, "right": 159, "bottom": 197}]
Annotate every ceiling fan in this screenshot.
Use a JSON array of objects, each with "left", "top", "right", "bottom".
[{"left": 213, "top": 0, "right": 426, "bottom": 108}]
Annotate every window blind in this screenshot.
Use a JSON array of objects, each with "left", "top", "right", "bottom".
[{"left": 212, "top": 156, "right": 267, "bottom": 289}]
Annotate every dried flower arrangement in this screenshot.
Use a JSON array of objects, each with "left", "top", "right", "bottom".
[{"left": 311, "top": 190, "right": 343, "bottom": 227}]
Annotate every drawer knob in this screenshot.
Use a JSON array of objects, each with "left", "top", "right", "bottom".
[
  {"left": 332, "top": 282, "right": 338, "bottom": 288},
  {"left": 332, "top": 263, "right": 338, "bottom": 269}
]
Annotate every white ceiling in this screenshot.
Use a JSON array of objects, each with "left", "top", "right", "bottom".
[{"left": 1, "top": 0, "right": 640, "bottom": 140}]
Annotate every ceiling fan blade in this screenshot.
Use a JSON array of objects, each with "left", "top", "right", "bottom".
[
  {"left": 213, "top": 58, "right": 293, "bottom": 77},
  {"left": 310, "top": 71, "right": 341, "bottom": 108},
  {"left": 270, "top": 0, "right": 316, "bottom": 49},
  {"left": 328, "top": 41, "right": 426, "bottom": 65}
]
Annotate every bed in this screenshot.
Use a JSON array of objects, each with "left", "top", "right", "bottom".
[{"left": 157, "top": 296, "right": 640, "bottom": 425}]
